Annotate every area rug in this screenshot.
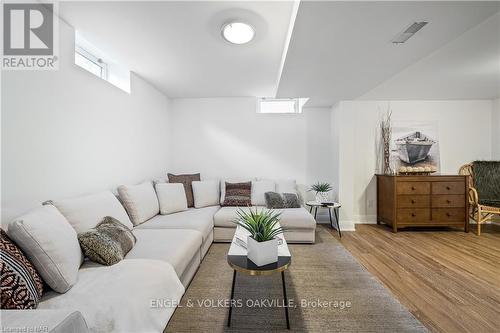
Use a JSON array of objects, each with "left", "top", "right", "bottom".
[{"left": 165, "top": 227, "right": 427, "bottom": 332}]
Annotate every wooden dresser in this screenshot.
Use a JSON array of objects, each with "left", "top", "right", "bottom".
[{"left": 376, "top": 175, "right": 469, "bottom": 232}]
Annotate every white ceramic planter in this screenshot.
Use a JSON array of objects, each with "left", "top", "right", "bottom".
[
  {"left": 247, "top": 236, "right": 278, "bottom": 266},
  {"left": 315, "top": 191, "right": 330, "bottom": 203}
]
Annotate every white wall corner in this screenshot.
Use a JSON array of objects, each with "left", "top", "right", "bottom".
[
  {"left": 353, "top": 214, "right": 378, "bottom": 224},
  {"left": 492, "top": 98, "right": 500, "bottom": 159}
]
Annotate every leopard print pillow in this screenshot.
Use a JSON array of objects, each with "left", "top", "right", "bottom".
[{"left": 78, "top": 216, "right": 136, "bottom": 266}]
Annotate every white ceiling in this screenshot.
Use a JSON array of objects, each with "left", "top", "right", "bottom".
[
  {"left": 60, "top": 1, "right": 500, "bottom": 106},
  {"left": 360, "top": 12, "right": 500, "bottom": 100},
  {"left": 60, "top": 1, "right": 294, "bottom": 98},
  {"left": 277, "top": 1, "right": 500, "bottom": 107}
]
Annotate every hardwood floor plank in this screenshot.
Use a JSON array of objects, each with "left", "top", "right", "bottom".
[{"left": 327, "top": 224, "right": 500, "bottom": 333}]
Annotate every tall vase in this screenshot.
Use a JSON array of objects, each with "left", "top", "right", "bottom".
[{"left": 315, "top": 191, "right": 330, "bottom": 203}]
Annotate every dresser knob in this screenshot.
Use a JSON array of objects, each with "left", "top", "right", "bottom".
[
  {"left": 411, "top": 186, "right": 416, "bottom": 191},
  {"left": 446, "top": 186, "right": 451, "bottom": 190},
  {"left": 446, "top": 213, "right": 451, "bottom": 217},
  {"left": 411, "top": 200, "right": 416, "bottom": 204},
  {"left": 446, "top": 200, "right": 451, "bottom": 204},
  {"left": 411, "top": 213, "right": 416, "bottom": 217}
]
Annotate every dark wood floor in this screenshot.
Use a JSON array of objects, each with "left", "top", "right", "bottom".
[{"left": 328, "top": 223, "right": 500, "bottom": 333}]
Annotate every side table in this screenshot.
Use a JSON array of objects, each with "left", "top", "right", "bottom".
[{"left": 306, "top": 201, "right": 342, "bottom": 238}]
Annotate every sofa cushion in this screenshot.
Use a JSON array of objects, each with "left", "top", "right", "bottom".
[
  {"left": 214, "top": 206, "right": 315, "bottom": 229},
  {"left": 78, "top": 216, "right": 136, "bottom": 266},
  {"left": 7, "top": 205, "right": 83, "bottom": 293},
  {"left": 192, "top": 180, "right": 220, "bottom": 208},
  {"left": 1, "top": 229, "right": 44, "bottom": 309},
  {"left": 251, "top": 180, "right": 275, "bottom": 206},
  {"left": 118, "top": 181, "right": 159, "bottom": 226},
  {"left": 135, "top": 206, "right": 218, "bottom": 241},
  {"left": 52, "top": 191, "right": 133, "bottom": 233},
  {"left": 222, "top": 182, "right": 252, "bottom": 207},
  {"left": 127, "top": 229, "right": 202, "bottom": 277},
  {"left": 167, "top": 173, "right": 200, "bottom": 208},
  {"left": 156, "top": 183, "right": 188, "bottom": 214},
  {"left": 39, "top": 259, "right": 184, "bottom": 333},
  {"left": 213, "top": 206, "right": 258, "bottom": 228}
]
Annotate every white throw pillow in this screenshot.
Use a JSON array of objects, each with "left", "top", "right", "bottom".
[
  {"left": 155, "top": 183, "right": 188, "bottom": 214},
  {"left": 7, "top": 205, "right": 83, "bottom": 293},
  {"left": 276, "top": 179, "right": 297, "bottom": 194},
  {"left": 118, "top": 181, "right": 159, "bottom": 226},
  {"left": 53, "top": 191, "right": 133, "bottom": 233},
  {"left": 220, "top": 178, "right": 255, "bottom": 204},
  {"left": 251, "top": 180, "right": 276, "bottom": 206},
  {"left": 192, "top": 180, "right": 220, "bottom": 208}
]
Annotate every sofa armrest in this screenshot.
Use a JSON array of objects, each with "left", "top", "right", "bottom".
[{"left": 1, "top": 309, "right": 89, "bottom": 333}]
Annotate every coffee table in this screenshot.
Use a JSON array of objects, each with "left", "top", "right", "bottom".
[
  {"left": 306, "top": 201, "right": 342, "bottom": 237},
  {"left": 227, "top": 225, "right": 291, "bottom": 329}
]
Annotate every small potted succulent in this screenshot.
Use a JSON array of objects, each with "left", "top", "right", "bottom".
[
  {"left": 309, "top": 182, "right": 333, "bottom": 203},
  {"left": 233, "top": 208, "right": 285, "bottom": 266}
]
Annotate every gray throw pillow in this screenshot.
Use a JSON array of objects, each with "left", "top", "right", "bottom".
[
  {"left": 264, "top": 192, "right": 301, "bottom": 209},
  {"left": 78, "top": 216, "right": 136, "bottom": 266}
]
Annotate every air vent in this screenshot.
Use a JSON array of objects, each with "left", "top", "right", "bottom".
[{"left": 392, "top": 21, "right": 428, "bottom": 44}]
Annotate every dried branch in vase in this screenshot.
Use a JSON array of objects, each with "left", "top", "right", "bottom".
[{"left": 381, "top": 109, "right": 392, "bottom": 175}]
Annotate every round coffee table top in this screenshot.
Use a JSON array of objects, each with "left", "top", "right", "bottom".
[
  {"left": 227, "top": 255, "right": 291, "bottom": 276},
  {"left": 306, "top": 201, "right": 341, "bottom": 208}
]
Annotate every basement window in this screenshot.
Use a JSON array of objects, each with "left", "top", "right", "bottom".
[
  {"left": 257, "top": 98, "right": 309, "bottom": 114},
  {"left": 75, "top": 46, "right": 107, "bottom": 79},
  {"left": 74, "top": 31, "right": 131, "bottom": 93}
]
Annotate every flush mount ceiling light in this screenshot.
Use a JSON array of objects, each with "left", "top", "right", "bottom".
[{"left": 221, "top": 22, "right": 255, "bottom": 44}]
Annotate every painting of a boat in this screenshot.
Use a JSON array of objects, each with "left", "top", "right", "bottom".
[{"left": 395, "top": 131, "right": 435, "bottom": 164}]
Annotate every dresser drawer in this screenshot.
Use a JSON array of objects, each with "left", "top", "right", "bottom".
[
  {"left": 398, "top": 195, "right": 430, "bottom": 208},
  {"left": 432, "top": 195, "right": 465, "bottom": 208},
  {"left": 397, "top": 182, "right": 431, "bottom": 195},
  {"left": 432, "top": 182, "right": 465, "bottom": 195},
  {"left": 397, "top": 208, "right": 430, "bottom": 222},
  {"left": 432, "top": 208, "right": 465, "bottom": 222}
]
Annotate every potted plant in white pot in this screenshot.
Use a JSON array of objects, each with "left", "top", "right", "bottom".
[
  {"left": 309, "top": 182, "right": 333, "bottom": 203},
  {"left": 234, "top": 208, "right": 286, "bottom": 267}
]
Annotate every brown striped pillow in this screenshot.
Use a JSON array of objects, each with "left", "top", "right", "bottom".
[
  {"left": 1, "top": 229, "right": 44, "bottom": 309},
  {"left": 222, "top": 182, "right": 252, "bottom": 207}
]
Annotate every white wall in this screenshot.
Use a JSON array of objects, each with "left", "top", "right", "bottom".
[
  {"left": 332, "top": 100, "right": 494, "bottom": 230},
  {"left": 493, "top": 98, "right": 500, "bottom": 159},
  {"left": 169, "top": 97, "right": 332, "bottom": 196},
  {"left": 1, "top": 18, "right": 171, "bottom": 223}
]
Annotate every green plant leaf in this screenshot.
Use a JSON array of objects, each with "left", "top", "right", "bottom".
[
  {"left": 308, "top": 182, "right": 333, "bottom": 193},
  {"left": 232, "top": 207, "right": 286, "bottom": 242}
]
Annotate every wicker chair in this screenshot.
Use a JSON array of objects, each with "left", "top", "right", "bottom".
[{"left": 459, "top": 163, "right": 500, "bottom": 235}]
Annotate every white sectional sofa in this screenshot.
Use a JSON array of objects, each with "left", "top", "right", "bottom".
[{"left": 2, "top": 178, "right": 316, "bottom": 333}]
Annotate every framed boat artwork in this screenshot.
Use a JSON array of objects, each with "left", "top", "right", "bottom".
[{"left": 390, "top": 121, "right": 440, "bottom": 175}]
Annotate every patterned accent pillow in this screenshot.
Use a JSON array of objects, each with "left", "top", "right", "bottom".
[
  {"left": 78, "top": 216, "right": 136, "bottom": 266},
  {"left": 167, "top": 173, "right": 201, "bottom": 208},
  {"left": 1, "top": 229, "right": 44, "bottom": 309},
  {"left": 264, "top": 192, "right": 301, "bottom": 209},
  {"left": 222, "top": 182, "right": 252, "bottom": 207}
]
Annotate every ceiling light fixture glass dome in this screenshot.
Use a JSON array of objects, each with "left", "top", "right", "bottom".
[{"left": 221, "top": 22, "right": 255, "bottom": 45}]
